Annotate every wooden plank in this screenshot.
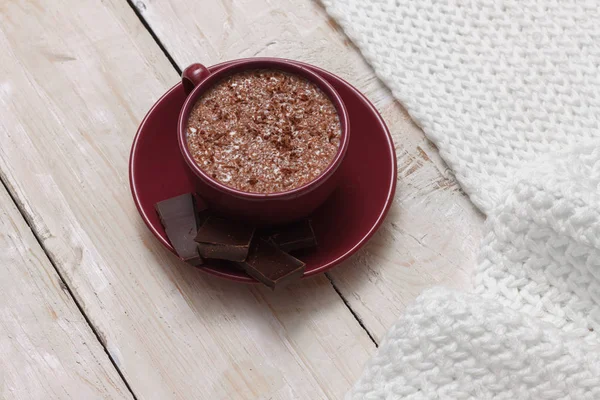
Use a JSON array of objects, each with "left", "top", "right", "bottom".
[
  {"left": 0, "top": 185, "right": 133, "bottom": 399},
  {"left": 130, "top": 0, "right": 484, "bottom": 341},
  {"left": 0, "top": 1, "right": 374, "bottom": 399}
]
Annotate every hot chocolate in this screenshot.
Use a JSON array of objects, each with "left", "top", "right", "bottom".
[{"left": 186, "top": 69, "right": 341, "bottom": 194}]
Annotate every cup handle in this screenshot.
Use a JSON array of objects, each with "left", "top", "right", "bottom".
[{"left": 182, "top": 63, "right": 211, "bottom": 95}]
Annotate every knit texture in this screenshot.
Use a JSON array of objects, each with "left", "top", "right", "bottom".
[
  {"left": 321, "top": 0, "right": 600, "bottom": 398},
  {"left": 347, "top": 288, "right": 600, "bottom": 400},
  {"left": 345, "top": 146, "right": 600, "bottom": 399},
  {"left": 475, "top": 145, "right": 600, "bottom": 345},
  {"left": 322, "top": 0, "right": 600, "bottom": 213}
]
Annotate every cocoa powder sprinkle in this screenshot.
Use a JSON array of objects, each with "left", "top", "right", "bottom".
[{"left": 186, "top": 69, "right": 341, "bottom": 193}]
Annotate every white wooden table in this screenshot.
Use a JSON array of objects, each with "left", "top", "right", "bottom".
[{"left": 0, "top": 0, "right": 483, "bottom": 398}]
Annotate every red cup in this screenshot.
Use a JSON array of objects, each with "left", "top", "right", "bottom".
[{"left": 178, "top": 58, "right": 350, "bottom": 225}]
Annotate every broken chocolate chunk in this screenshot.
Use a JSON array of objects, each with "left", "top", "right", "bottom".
[
  {"left": 194, "top": 216, "right": 255, "bottom": 262},
  {"left": 269, "top": 219, "right": 317, "bottom": 252},
  {"left": 155, "top": 193, "right": 205, "bottom": 266},
  {"left": 237, "top": 238, "right": 305, "bottom": 289},
  {"left": 196, "top": 207, "right": 211, "bottom": 229}
]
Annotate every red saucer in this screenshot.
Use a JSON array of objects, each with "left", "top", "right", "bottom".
[{"left": 129, "top": 61, "right": 397, "bottom": 282}]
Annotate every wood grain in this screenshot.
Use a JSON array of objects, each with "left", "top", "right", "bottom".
[
  {"left": 0, "top": 184, "right": 133, "bottom": 399},
  {"left": 131, "top": 0, "right": 484, "bottom": 341},
  {"left": 0, "top": 0, "right": 374, "bottom": 399}
]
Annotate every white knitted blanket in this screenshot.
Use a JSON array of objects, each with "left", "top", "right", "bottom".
[{"left": 321, "top": 0, "right": 600, "bottom": 398}]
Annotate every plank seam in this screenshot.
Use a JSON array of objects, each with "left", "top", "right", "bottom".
[
  {"left": 325, "top": 273, "right": 378, "bottom": 346},
  {"left": 0, "top": 175, "right": 140, "bottom": 400},
  {"left": 125, "top": 0, "right": 182, "bottom": 75}
]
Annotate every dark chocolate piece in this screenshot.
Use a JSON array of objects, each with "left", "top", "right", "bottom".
[
  {"left": 155, "top": 193, "right": 205, "bottom": 266},
  {"left": 196, "top": 207, "right": 211, "bottom": 229},
  {"left": 194, "top": 216, "right": 255, "bottom": 261},
  {"left": 237, "top": 239, "right": 305, "bottom": 289},
  {"left": 269, "top": 219, "right": 317, "bottom": 252}
]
